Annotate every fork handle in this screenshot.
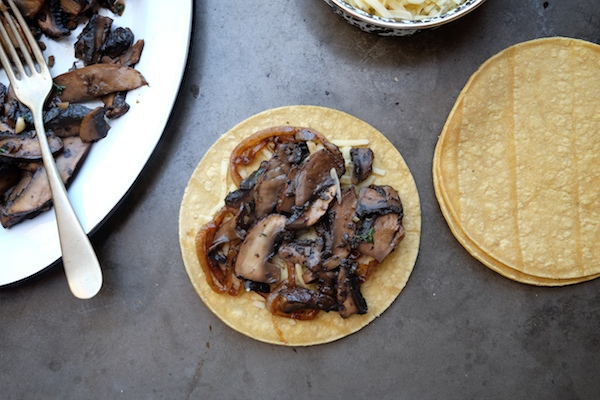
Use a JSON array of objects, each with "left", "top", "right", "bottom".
[{"left": 32, "top": 106, "right": 103, "bottom": 299}]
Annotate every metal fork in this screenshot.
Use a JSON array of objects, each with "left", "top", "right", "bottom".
[{"left": 0, "top": 0, "right": 102, "bottom": 298}]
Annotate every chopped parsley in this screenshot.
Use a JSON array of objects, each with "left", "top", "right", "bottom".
[
  {"left": 53, "top": 83, "right": 66, "bottom": 95},
  {"left": 356, "top": 227, "right": 375, "bottom": 244}
]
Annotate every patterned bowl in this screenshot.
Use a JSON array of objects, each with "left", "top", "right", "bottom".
[{"left": 322, "top": 0, "right": 487, "bottom": 37}]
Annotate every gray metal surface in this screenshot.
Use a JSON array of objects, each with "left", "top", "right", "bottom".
[{"left": 2, "top": 1, "right": 599, "bottom": 399}]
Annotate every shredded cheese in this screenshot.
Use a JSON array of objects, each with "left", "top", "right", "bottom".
[
  {"left": 358, "top": 174, "right": 377, "bottom": 188},
  {"left": 330, "top": 167, "right": 343, "bottom": 204},
  {"left": 344, "top": 0, "right": 466, "bottom": 20},
  {"left": 332, "top": 139, "right": 370, "bottom": 147},
  {"left": 372, "top": 166, "right": 387, "bottom": 176},
  {"left": 252, "top": 300, "right": 265, "bottom": 309}
]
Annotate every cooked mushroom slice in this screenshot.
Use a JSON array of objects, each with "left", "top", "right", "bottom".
[
  {"left": 44, "top": 103, "right": 92, "bottom": 137},
  {"left": 234, "top": 214, "right": 288, "bottom": 284},
  {"left": 354, "top": 185, "right": 405, "bottom": 263},
  {"left": 53, "top": 64, "right": 148, "bottom": 103},
  {"left": 336, "top": 261, "right": 368, "bottom": 318},
  {"left": 0, "top": 162, "right": 19, "bottom": 196},
  {"left": 0, "top": 131, "right": 63, "bottom": 162},
  {"left": 321, "top": 187, "right": 358, "bottom": 270},
  {"left": 105, "top": 38, "right": 145, "bottom": 67},
  {"left": 225, "top": 161, "right": 265, "bottom": 208},
  {"left": 356, "top": 213, "right": 405, "bottom": 263},
  {"left": 293, "top": 147, "right": 345, "bottom": 207},
  {"left": 101, "top": 39, "right": 146, "bottom": 119},
  {"left": 286, "top": 183, "right": 337, "bottom": 229},
  {"left": 278, "top": 237, "right": 324, "bottom": 272},
  {"left": 37, "top": 0, "right": 71, "bottom": 38},
  {"left": 253, "top": 144, "right": 294, "bottom": 218},
  {"left": 350, "top": 147, "right": 374, "bottom": 184},
  {"left": 80, "top": 107, "right": 110, "bottom": 142},
  {"left": 356, "top": 185, "right": 403, "bottom": 218},
  {"left": 102, "top": 91, "right": 129, "bottom": 119},
  {"left": 243, "top": 280, "right": 270, "bottom": 294},
  {"left": 284, "top": 145, "right": 345, "bottom": 229},
  {"left": 74, "top": 14, "right": 113, "bottom": 65},
  {"left": 222, "top": 162, "right": 268, "bottom": 233},
  {"left": 275, "top": 163, "right": 301, "bottom": 214},
  {"left": 0, "top": 81, "right": 7, "bottom": 106},
  {"left": 13, "top": 0, "right": 45, "bottom": 19},
  {"left": 4, "top": 90, "right": 31, "bottom": 128},
  {"left": 60, "top": 0, "right": 95, "bottom": 16},
  {"left": 266, "top": 283, "right": 337, "bottom": 315},
  {"left": 207, "top": 214, "right": 243, "bottom": 265},
  {"left": 102, "top": 26, "right": 134, "bottom": 59},
  {"left": 0, "top": 136, "right": 91, "bottom": 228},
  {"left": 0, "top": 168, "right": 48, "bottom": 228}
]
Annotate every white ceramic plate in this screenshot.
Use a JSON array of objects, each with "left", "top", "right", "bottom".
[{"left": 0, "top": 0, "right": 193, "bottom": 285}]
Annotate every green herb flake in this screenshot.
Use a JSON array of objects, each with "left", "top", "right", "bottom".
[
  {"left": 53, "top": 83, "right": 66, "bottom": 95},
  {"left": 356, "top": 227, "right": 375, "bottom": 244}
]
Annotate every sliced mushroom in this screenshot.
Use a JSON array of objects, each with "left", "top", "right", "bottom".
[
  {"left": 275, "top": 163, "right": 300, "bottom": 214},
  {"left": 13, "top": 0, "right": 45, "bottom": 19},
  {"left": 350, "top": 147, "right": 374, "bottom": 184},
  {"left": 266, "top": 283, "right": 336, "bottom": 315},
  {"left": 0, "top": 162, "right": 20, "bottom": 196},
  {"left": 283, "top": 144, "right": 345, "bottom": 229},
  {"left": 356, "top": 185, "right": 403, "bottom": 218},
  {"left": 102, "top": 92, "right": 128, "bottom": 119},
  {"left": 356, "top": 213, "right": 405, "bottom": 263},
  {"left": 354, "top": 185, "right": 405, "bottom": 263},
  {"left": 278, "top": 237, "right": 324, "bottom": 271},
  {"left": 104, "top": 38, "right": 145, "bottom": 67},
  {"left": 293, "top": 147, "right": 345, "bottom": 207},
  {"left": 100, "top": 39, "right": 145, "bottom": 119},
  {"left": 0, "top": 131, "right": 63, "bottom": 162},
  {"left": 336, "top": 261, "right": 368, "bottom": 318},
  {"left": 44, "top": 103, "right": 92, "bottom": 137},
  {"left": 286, "top": 182, "right": 337, "bottom": 229},
  {"left": 37, "top": 0, "right": 71, "bottom": 38},
  {"left": 4, "top": 90, "right": 31, "bottom": 129},
  {"left": 234, "top": 213, "right": 288, "bottom": 284},
  {"left": 321, "top": 187, "right": 358, "bottom": 270},
  {"left": 101, "top": 26, "right": 134, "bottom": 59},
  {"left": 0, "top": 136, "right": 91, "bottom": 228},
  {"left": 60, "top": 0, "right": 95, "bottom": 16},
  {"left": 74, "top": 14, "right": 114, "bottom": 65},
  {"left": 253, "top": 145, "right": 292, "bottom": 218},
  {"left": 79, "top": 106, "right": 110, "bottom": 142},
  {"left": 53, "top": 64, "right": 148, "bottom": 103}
]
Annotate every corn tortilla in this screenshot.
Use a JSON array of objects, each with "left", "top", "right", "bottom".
[
  {"left": 179, "top": 106, "right": 421, "bottom": 345},
  {"left": 433, "top": 37, "right": 600, "bottom": 284},
  {"left": 434, "top": 163, "right": 600, "bottom": 286}
]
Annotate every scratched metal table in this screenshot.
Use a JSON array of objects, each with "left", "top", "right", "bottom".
[{"left": 2, "top": 1, "right": 599, "bottom": 399}]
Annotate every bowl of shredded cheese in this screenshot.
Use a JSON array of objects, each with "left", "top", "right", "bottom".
[{"left": 323, "top": 0, "right": 486, "bottom": 36}]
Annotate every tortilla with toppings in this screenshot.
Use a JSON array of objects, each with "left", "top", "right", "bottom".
[
  {"left": 433, "top": 37, "right": 600, "bottom": 285},
  {"left": 179, "top": 106, "right": 421, "bottom": 345}
]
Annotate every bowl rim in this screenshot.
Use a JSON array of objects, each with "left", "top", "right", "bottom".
[{"left": 328, "top": 0, "right": 487, "bottom": 30}]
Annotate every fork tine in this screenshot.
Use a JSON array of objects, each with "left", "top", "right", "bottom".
[
  {"left": 0, "top": 0, "right": 38, "bottom": 78},
  {"left": 6, "top": 0, "right": 42, "bottom": 63},
  {"left": 0, "top": 18, "right": 18, "bottom": 82}
]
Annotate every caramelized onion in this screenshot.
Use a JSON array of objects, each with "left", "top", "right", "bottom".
[
  {"left": 228, "top": 126, "right": 331, "bottom": 186},
  {"left": 195, "top": 206, "right": 241, "bottom": 296}
]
